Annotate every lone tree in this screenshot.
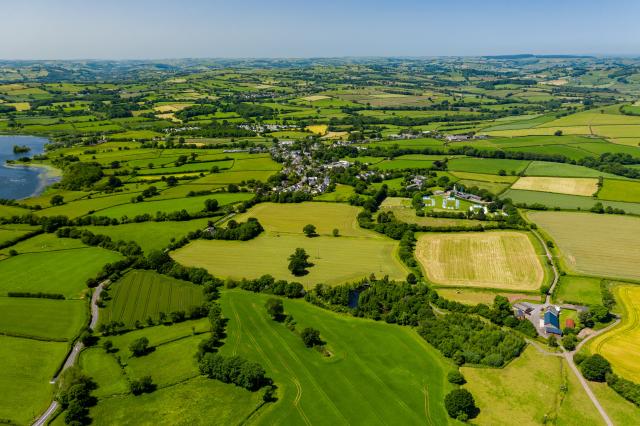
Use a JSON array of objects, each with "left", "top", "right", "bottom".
[
  {"left": 50, "top": 194, "right": 64, "bottom": 206},
  {"left": 129, "top": 337, "right": 150, "bottom": 357},
  {"left": 265, "top": 298, "right": 284, "bottom": 321},
  {"left": 288, "top": 248, "right": 312, "bottom": 276},
  {"left": 332, "top": 228, "right": 339, "bottom": 237},
  {"left": 303, "top": 224, "right": 317, "bottom": 237},
  {"left": 204, "top": 198, "right": 219, "bottom": 212},
  {"left": 444, "top": 388, "right": 478, "bottom": 421},
  {"left": 580, "top": 354, "right": 612, "bottom": 382}
]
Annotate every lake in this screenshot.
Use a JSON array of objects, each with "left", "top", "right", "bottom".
[{"left": 0, "top": 135, "right": 59, "bottom": 200}]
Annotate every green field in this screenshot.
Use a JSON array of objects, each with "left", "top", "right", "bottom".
[
  {"left": 554, "top": 276, "right": 603, "bottom": 306},
  {"left": 101, "top": 270, "right": 204, "bottom": 327},
  {"left": 0, "top": 247, "right": 122, "bottom": 298},
  {"left": 447, "top": 158, "right": 530, "bottom": 175},
  {"left": 462, "top": 346, "right": 603, "bottom": 425},
  {"left": 0, "top": 335, "right": 67, "bottom": 425},
  {"left": 523, "top": 161, "right": 628, "bottom": 178},
  {"left": 501, "top": 189, "right": 640, "bottom": 214},
  {"left": 598, "top": 179, "right": 640, "bottom": 203},
  {"left": 220, "top": 290, "right": 455, "bottom": 424},
  {"left": 415, "top": 231, "right": 545, "bottom": 291},
  {"left": 589, "top": 285, "right": 640, "bottom": 382},
  {"left": 80, "top": 218, "right": 211, "bottom": 253},
  {"left": 172, "top": 232, "right": 407, "bottom": 287},
  {"left": 0, "top": 297, "right": 86, "bottom": 340},
  {"left": 529, "top": 211, "right": 640, "bottom": 280},
  {"left": 589, "top": 382, "right": 640, "bottom": 425},
  {"left": 95, "top": 192, "right": 252, "bottom": 219}
]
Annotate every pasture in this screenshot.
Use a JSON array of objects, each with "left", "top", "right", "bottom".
[
  {"left": 598, "top": 179, "right": 640, "bottom": 203},
  {"left": 0, "top": 297, "right": 86, "bottom": 340},
  {"left": 523, "top": 161, "right": 628, "bottom": 178},
  {"left": 554, "top": 276, "right": 603, "bottom": 306},
  {"left": 0, "top": 335, "right": 67, "bottom": 425},
  {"left": 79, "top": 218, "right": 211, "bottom": 253},
  {"left": 220, "top": 289, "right": 454, "bottom": 425},
  {"left": 0, "top": 247, "right": 122, "bottom": 298},
  {"left": 529, "top": 211, "right": 640, "bottom": 280},
  {"left": 101, "top": 270, "right": 204, "bottom": 327},
  {"left": 447, "top": 158, "right": 530, "bottom": 175},
  {"left": 172, "top": 232, "right": 407, "bottom": 286},
  {"left": 501, "top": 189, "right": 640, "bottom": 214},
  {"left": 415, "top": 231, "right": 545, "bottom": 291},
  {"left": 589, "top": 285, "right": 640, "bottom": 382},
  {"left": 511, "top": 177, "right": 599, "bottom": 196},
  {"left": 462, "top": 346, "right": 602, "bottom": 426}
]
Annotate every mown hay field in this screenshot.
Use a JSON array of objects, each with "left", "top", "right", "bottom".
[
  {"left": 220, "top": 290, "right": 454, "bottom": 425},
  {"left": 511, "top": 176, "right": 599, "bottom": 196},
  {"left": 529, "top": 211, "right": 640, "bottom": 280},
  {"left": 589, "top": 285, "right": 640, "bottom": 382},
  {"left": 172, "top": 233, "right": 407, "bottom": 286},
  {"left": 415, "top": 231, "right": 545, "bottom": 291},
  {"left": 101, "top": 270, "right": 204, "bottom": 327}
]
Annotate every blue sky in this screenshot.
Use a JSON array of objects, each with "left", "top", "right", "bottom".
[{"left": 1, "top": 0, "right": 638, "bottom": 59}]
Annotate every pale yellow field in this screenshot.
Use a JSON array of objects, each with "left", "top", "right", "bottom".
[
  {"left": 322, "top": 131, "right": 349, "bottom": 139},
  {"left": 156, "top": 112, "right": 181, "bottom": 122},
  {"left": 589, "top": 285, "right": 640, "bottom": 382},
  {"left": 542, "top": 79, "right": 569, "bottom": 86},
  {"left": 153, "top": 103, "right": 192, "bottom": 113},
  {"left": 306, "top": 124, "right": 328, "bottom": 135},
  {"left": 511, "top": 176, "right": 599, "bottom": 196},
  {"left": 416, "top": 231, "right": 544, "bottom": 291},
  {"left": 302, "top": 95, "right": 330, "bottom": 101},
  {"left": 7, "top": 102, "right": 30, "bottom": 111}
]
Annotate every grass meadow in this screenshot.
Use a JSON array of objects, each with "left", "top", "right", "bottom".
[
  {"left": 0, "top": 335, "right": 67, "bottom": 425},
  {"left": 529, "top": 212, "right": 640, "bottom": 281},
  {"left": 415, "top": 231, "right": 545, "bottom": 291},
  {"left": 0, "top": 297, "right": 86, "bottom": 340},
  {"left": 0, "top": 247, "right": 122, "bottom": 298},
  {"left": 220, "top": 290, "right": 455, "bottom": 425},
  {"left": 501, "top": 189, "right": 640, "bottom": 214},
  {"left": 462, "top": 346, "right": 603, "bottom": 426},
  {"left": 554, "top": 276, "right": 603, "bottom": 306},
  {"left": 101, "top": 270, "right": 204, "bottom": 327},
  {"left": 598, "top": 179, "right": 640, "bottom": 203}
]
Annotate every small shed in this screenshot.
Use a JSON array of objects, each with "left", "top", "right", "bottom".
[{"left": 565, "top": 319, "right": 575, "bottom": 329}]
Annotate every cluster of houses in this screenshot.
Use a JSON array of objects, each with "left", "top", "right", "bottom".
[
  {"left": 269, "top": 141, "right": 334, "bottom": 195},
  {"left": 513, "top": 302, "right": 576, "bottom": 337},
  {"left": 239, "top": 123, "right": 298, "bottom": 134}
]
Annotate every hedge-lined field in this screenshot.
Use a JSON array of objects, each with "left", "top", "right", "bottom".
[
  {"left": 101, "top": 270, "right": 205, "bottom": 327},
  {"left": 0, "top": 297, "right": 86, "bottom": 340}
]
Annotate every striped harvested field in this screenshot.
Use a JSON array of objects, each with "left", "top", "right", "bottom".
[{"left": 415, "top": 231, "right": 544, "bottom": 291}]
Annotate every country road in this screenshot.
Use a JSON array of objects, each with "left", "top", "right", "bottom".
[{"left": 32, "top": 281, "right": 107, "bottom": 426}]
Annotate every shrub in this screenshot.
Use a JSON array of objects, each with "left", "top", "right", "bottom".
[
  {"left": 300, "top": 327, "right": 322, "bottom": 348},
  {"left": 580, "top": 354, "right": 612, "bottom": 382},
  {"left": 447, "top": 371, "right": 466, "bottom": 385},
  {"left": 130, "top": 376, "right": 155, "bottom": 395},
  {"left": 129, "top": 337, "right": 150, "bottom": 357},
  {"left": 265, "top": 298, "right": 284, "bottom": 320}
]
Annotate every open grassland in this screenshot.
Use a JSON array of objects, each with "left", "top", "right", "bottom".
[
  {"left": 450, "top": 171, "right": 518, "bottom": 183},
  {"left": 523, "top": 161, "right": 628, "bottom": 179},
  {"left": 79, "top": 218, "right": 211, "bottom": 253},
  {"left": 501, "top": 189, "right": 640, "bottom": 214},
  {"left": 172, "top": 232, "right": 407, "bottom": 287},
  {"left": 589, "top": 382, "right": 640, "bottom": 425},
  {"left": 220, "top": 290, "right": 454, "bottom": 425},
  {"left": 96, "top": 192, "right": 252, "bottom": 219},
  {"left": 89, "top": 376, "right": 263, "bottom": 426},
  {"left": 0, "top": 233, "right": 86, "bottom": 255},
  {"left": 313, "top": 184, "right": 356, "bottom": 202},
  {"left": 101, "top": 270, "right": 204, "bottom": 327},
  {"left": 554, "top": 276, "right": 603, "bottom": 306},
  {"left": 0, "top": 246, "right": 122, "bottom": 298},
  {"left": 462, "top": 346, "right": 603, "bottom": 426},
  {"left": 598, "top": 179, "right": 640, "bottom": 203},
  {"left": 529, "top": 212, "right": 640, "bottom": 280},
  {"left": 511, "top": 177, "right": 599, "bottom": 196},
  {"left": 0, "top": 297, "right": 85, "bottom": 340},
  {"left": 79, "top": 348, "right": 130, "bottom": 398},
  {"left": 447, "top": 158, "right": 530, "bottom": 175},
  {"left": 0, "top": 336, "right": 67, "bottom": 425},
  {"left": 415, "top": 231, "right": 545, "bottom": 291},
  {"left": 0, "top": 204, "right": 32, "bottom": 217},
  {"left": 589, "top": 285, "right": 640, "bottom": 382},
  {"left": 234, "top": 202, "right": 370, "bottom": 237}
]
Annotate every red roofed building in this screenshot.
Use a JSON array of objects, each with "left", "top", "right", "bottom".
[{"left": 565, "top": 319, "right": 575, "bottom": 329}]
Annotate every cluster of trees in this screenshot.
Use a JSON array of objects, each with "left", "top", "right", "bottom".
[
  {"left": 56, "top": 227, "right": 143, "bottom": 257},
  {"left": 130, "top": 376, "right": 156, "bottom": 395},
  {"left": 418, "top": 313, "right": 526, "bottom": 367},
  {"left": 175, "top": 104, "right": 217, "bottom": 121},
  {"left": 606, "top": 373, "right": 640, "bottom": 408},
  {"left": 198, "top": 353, "right": 268, "bottom": 391},
  {"left": 226, "top": 274, "right": 305, "bottom": 298},
  {"left": 56, "top": 367, "right": 98, "bottom": 425},
  {"left": 196, "top": 303, "right": 227, "bottom": 359},
  {"left": 203, "top": 218, "right": 264, "bottom": 241},
  {"left": 58, "top": 162, "right": 104, "bottom": 190},
  {"left": 7, "top": 291, "right": 65, "bottom": 299}
]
